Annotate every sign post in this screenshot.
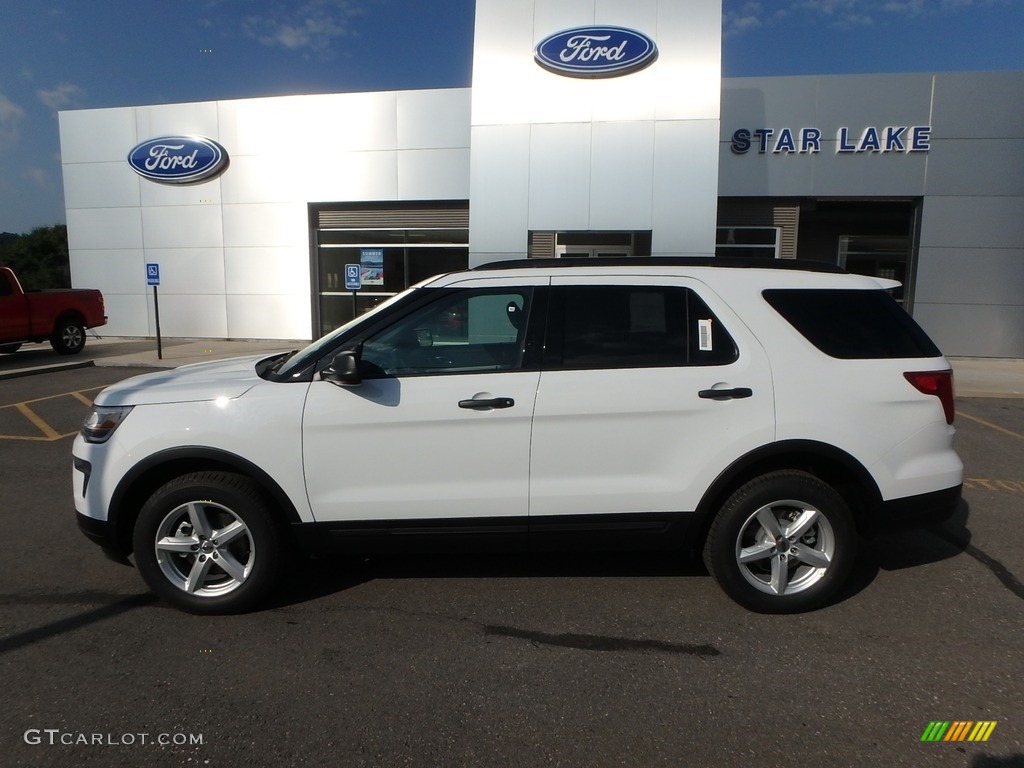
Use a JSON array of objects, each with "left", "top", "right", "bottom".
[
  {"left": 146, "top": 263, "right": 162, "bottom": 360},
  {"left": 344, "top": 263, "right": 361, "bottom": 319}
]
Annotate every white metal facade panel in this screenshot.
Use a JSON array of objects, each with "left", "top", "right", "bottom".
[
  {"left": 69, "top": 249, "right": 145, "bottom": 295},
  {"left": 141, "top": 206, "right": 224, "bottom": 250},
  {"left": 63, "top": 162, "right": 140, "bottom": 210},
  {"left": 224, "top": 248, "right": 312, "bottom": 296},
  {"left": 397, "top": 89, "right": 472, "bottom": 149},
  {"left": 149, "top": 294, "right": 229, "bottom": 338},
  {"left": 66, "top": 208, "right": 143, "bottom": 250},
  {"left": 590, "top": 122, "right": 656, "bottom": 229},
  {"left": 652, "top": 120, "right": 721, "bottom": 256},
  {"left": 528, "top": 123, "right": 593, "bottom": 230},
  {"left": 141, "top": 248, "right": 226, "bottom": 295},
  {"left": 226, "top": 295, "right": 311, "bottom": 340},
  {"left": 59, "top": 107, "right": 138, "bottom": 163},
  {"left": 103, "top": 294, "right": 149, "bottom": 337},
  {"left": 397, "top": 149, "right": 472, "bottom": 201},
  {"left": 468, "top": 124, "right": 531, "bottom": 259},
  {"left": 134, "top": 101, "right": 220, "bottom": 141},
  {"left": 470, "top": 0, "right": 723, "bottom": 263}
]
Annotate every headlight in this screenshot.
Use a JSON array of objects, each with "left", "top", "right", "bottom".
[{"left": 81, "top": 405, "right": 134, "bottom": 444}]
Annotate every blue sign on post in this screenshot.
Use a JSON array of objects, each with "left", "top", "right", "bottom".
[
  {"left": 146, "top": 263, "right": 160, "bottom": 286},
  {"left": 344, "top": 264, "right": 361, "bottom": 291}
]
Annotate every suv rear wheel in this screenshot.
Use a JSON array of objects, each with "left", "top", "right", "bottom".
[
  {"left": 703, "top": 471, "right": 856, "bottom": 613},
  {"left": 133, "top": 472, "right": 282, "bottom": 614}
]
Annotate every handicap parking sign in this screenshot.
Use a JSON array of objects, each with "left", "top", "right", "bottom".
[
  {"left": 344, "top": 264, "right": 361, "bottom": 291},
  {"left": 146, "top": 263, "right": 160, "bottom": 286}
]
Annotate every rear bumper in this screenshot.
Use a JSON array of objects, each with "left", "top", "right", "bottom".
[{"left": 867, "top": 484, "right": 963, "bottom": 534}]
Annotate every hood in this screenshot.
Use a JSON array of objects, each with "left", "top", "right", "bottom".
[{"left": 93, "top": 355, "right": 267, "bottom": 406}]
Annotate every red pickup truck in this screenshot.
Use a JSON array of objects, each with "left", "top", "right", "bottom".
[{"left": 0, "top": 266, "right": 107, "bottom": 355}]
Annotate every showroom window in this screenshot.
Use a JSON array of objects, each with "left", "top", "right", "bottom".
[
  {"left": 313, "top": 203, "right": 469, "bottom": 337},
  {"left": 528, "top": 231, "right": 652, "bottom": 259},
  {"left": 715, "top": 227, "right": 781, "bottom": 259}
]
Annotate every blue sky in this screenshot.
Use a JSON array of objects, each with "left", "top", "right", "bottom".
[{"left": 1, "top": 0, "right": 1022, "bottom": 234}]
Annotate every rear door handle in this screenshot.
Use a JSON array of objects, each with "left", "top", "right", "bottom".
[
  {"left": 698, "top": 387, "right": 753, "bottom": 401},
  {"left": 458, "top": 397, "right": 515, "bottom": 410}
]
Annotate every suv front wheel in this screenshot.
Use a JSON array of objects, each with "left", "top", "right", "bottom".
[
  {"left": 703, "top": 471, "right": 856, "bottom": 613},
  {"left": 133, "top": 472, "right": 282, "bottom": 614}
]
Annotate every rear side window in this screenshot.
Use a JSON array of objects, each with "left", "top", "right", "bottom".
[
  {"left": 763, "top": 289, "right": 941, "bottom": 359},
  {"left": 544, "top": 285, "right": 738, "bottom": 370}
]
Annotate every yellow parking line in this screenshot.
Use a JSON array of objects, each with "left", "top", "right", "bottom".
[
  {"left": 13, "top": 385, "right": 105, "bottom": 408},
  {"left": 70, "top": 391, "right": 94, "bottom": 406},
  {"left": 958, "top": 411, "right": 1024, "bottom": 441},
  {"left": 14, "top": 403, "right": 62, "bottom": 440}
]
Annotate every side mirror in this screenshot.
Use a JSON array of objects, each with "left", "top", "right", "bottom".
[{"left": 321, "top": 350, "right": 362, "bottom": 387}]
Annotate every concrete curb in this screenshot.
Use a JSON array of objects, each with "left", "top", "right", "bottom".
[{"left": 0, "top": 360, "right": 95, "bottom": 381}]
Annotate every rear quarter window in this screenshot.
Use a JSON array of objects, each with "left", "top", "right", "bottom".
[{"left": 763, "top": 288, "right": 942, "bottom": 359}]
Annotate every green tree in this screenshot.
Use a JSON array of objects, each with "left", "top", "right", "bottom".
[{"left": 0, "top": 225, "right": 71, "bottom": 290}]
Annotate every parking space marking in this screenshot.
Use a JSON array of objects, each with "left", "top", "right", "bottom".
[
  {"left": 0, "top": 386, "right": 103, "bottom": 442},
  {"left": 14, "top": 403, "right": 62, "bottom": 440},
  {"left": 70, "top": 391, "right": 94, "bottom": 406},
  {"left": 958, "top": 410, "right": 1024, "bottom": 442}
]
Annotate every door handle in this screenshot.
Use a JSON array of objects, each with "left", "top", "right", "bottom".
[
  {"left": 698, "top": 387, "right": 753, "bottom": 401},
  {"left": 458, "top": 397, "right": 515, "bottom": 410}
]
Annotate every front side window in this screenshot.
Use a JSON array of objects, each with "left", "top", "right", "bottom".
[
  {"left": 543, "top": 285, "right": 737, "bottom": 370},
  {"left": 359, "top": 289, "right": 533, "bottom": 377}
]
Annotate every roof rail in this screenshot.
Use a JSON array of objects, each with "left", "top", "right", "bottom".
[{"left": 474, "top": 257, "right": 847, "bottom": 274}]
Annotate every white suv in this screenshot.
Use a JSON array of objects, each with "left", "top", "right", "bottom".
[{"left": 73, "top": 259, "right": 963, "bottom": 614}]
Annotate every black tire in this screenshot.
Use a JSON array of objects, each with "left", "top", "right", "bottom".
[
  {"left": 703, "top": 470, "right": 856, "bottom": 614},
  {"left": 132, "top": 472, "right": 282, "bottom": 614},
  {"left": 0, "top": 343, "right": 21, "bottom": 353},
  {"left": 50, "top": 316, "right": 86, "bottom": 354}
]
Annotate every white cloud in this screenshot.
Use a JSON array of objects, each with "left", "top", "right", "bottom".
[
  {"left": 37, "top": 82, "right": 84, "bottom": 111},
  {"left": 723, "top": 0, "right": 1000, "bottom": 34},
  {"left": 724, "top": 1, "right": 766, "bottom": 37},
  {"left": 0, "top": 92, "right": 26, "bottom": 148},
  {"left": 243, "top": 0, "right": 363, "bottom": 58},
  {"left": 21, "top": 167, "right": 49, "bottom": 188}
]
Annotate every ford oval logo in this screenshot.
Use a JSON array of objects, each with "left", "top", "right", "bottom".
[
  {"left": 535, "top": 26, "right": 658, "bottom": 78},
  {"left": 127, "top": 136, "right": 229, "bottom": 184}
]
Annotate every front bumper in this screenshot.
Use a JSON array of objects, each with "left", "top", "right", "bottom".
[{"left": 76, "top": 511, "right": 132, "bottom": 565}]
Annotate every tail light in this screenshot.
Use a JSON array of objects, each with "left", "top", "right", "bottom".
[{"left": 904, "top": 370, "right": 955, "bottom": 424}]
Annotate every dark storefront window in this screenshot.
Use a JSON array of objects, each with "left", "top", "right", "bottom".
[{"left": 316, "top": 228, "right": 469, "bottom": 336}]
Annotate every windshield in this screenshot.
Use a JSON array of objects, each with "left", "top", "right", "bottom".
[{"left": 270, "top": 288, "right": 421, "bottom": 380}]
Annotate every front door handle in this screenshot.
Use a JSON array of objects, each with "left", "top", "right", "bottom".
[
  {"left": 458, "top": 397, "right": 515, "bottom": 410},
  {"left": 698, "top": 387, "right": 753, "bottom": 401}
]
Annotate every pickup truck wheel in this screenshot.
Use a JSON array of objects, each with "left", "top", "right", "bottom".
[
  {"left": 0, "top": 343, "right": 21, "bottom": 353},
  {"left": 703, "top": 471, "right": 856, "bottom": 614},
  {"left": 50, "top": 317, "right": 85, "bottom": 354},
  {"left": 133, "top": 472, "right": 282, "bottom": 614}
]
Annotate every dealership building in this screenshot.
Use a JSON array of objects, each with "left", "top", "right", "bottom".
[{"left": 58, "top": 0, "right": 1024, "bottom": 357}]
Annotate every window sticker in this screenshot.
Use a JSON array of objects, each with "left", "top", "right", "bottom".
[{"left": 698, "top": 318, "right": 713, "bottom": 351}]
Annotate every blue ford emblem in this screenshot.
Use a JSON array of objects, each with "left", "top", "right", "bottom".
[
  {"left": 535, "top": 26, "right": 658, "bottom": 78},
  {"left": 127, "top": 136, "right": 229, "bottom": 184}
]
